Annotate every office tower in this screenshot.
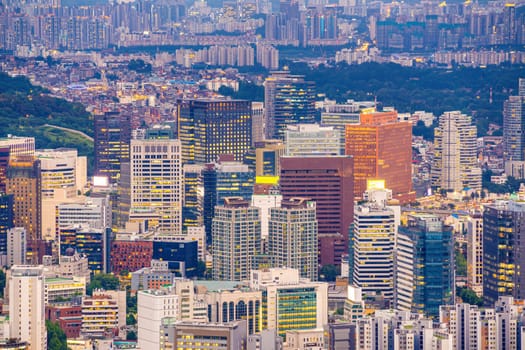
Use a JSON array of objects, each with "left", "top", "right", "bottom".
[
  {"left": 6, "top": 156, "right": 42, "bottom": 264},
  {"left": 59, "top": 225, "right": 111, "bottom": 274},
  {"left": 93, "top": 111, "right": 131, "bottom": 183},
  {"left": 56, "top": 197, "right": 111, "bottom": 234},
  {"left": 246, "top": 140, "right": 285, "bottom": 177},
  {"left": 466, "top": 212, "right": 483, "bottom": 297},
  {"left": 161, "top": 321, "right": 247, "bottom": 350},
  {"left": 503, "top": 79, "right": 525, "bottom": 169},
  {"left": 203, "top": 160, "right": 254, "bottom": 244},
  {"left": 177, "top": 99, "right": 252, "bottom": 164},
  {"left": 125, "top": 138, "right": 183, "bottom": 234},
  {"left": 483, "top": 200, "right": 525, "bottom": 305},
  {"left": 182, "top": 164, "right": 204, "bottom": 231},
  {"left": 8, "top": 265, "right": 46, "bottom": 350},
  {"left": 439, "top": 303, "right": 482, "bottom": 350},
  {"left": 345, "top": 109, "right": 414, "bottom": 203},
  {"left": 213, "top": 197, "right": 261, "bottom": 281},
  {"left": 36, "top": 148, "right": 86, "bottom": 198},
  {"left": 350, "top": 186, "right": 396, "bottom": 303},
  {"left": 0, "top": 136, "right": 35, "bottom": 192},
  {"left": 110, "top": 238, "right": 153, "bottom": 276},
  {"left": 152, "top": 240, "right": 198, "bottom": 277},
  {"left": 431, "top": 111, "right": 481, "bottom": 192},
  {"left": 81, "top": 290, "right": 126, "bottom": 339},
  {"left": 250, "top": 267, "right": 328, "bottom": 339},
  {"left": 264, "top": 72, "right": 316, "bottom": 140},
  {"left": 284, "top": 124, "right": 341, "bottom": 157},
  {"left": 0, "top": 193, "right": 13, "bottom": 264},
  {"left": 138, "top": 289, "right": 179, "bottom": 349},
  {"left": 7, "top": 227, "right": 26, "bottom": 267},
  {"left": 268, "top": 198, "right": 318, "bottom": 281},
  {"left": 280, "top": 156, "right": 353, "bottom": 266},
  {"left": 396, "top": 214, "right": 453, "bottom": 317},
  {"left": 252, "top": 102, "right": 265, "bottom": 145}
]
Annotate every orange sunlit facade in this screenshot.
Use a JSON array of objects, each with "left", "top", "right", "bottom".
[{"left": 345, "top": 110, "right": 415, "bottom": 203}]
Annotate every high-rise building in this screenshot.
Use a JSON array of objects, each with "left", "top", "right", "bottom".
[
  {"left": 395, "top": 214, "right": 453, "bottom": 317},
  {"left": 351, "top": 185, "right": 396, "bottom": 303},
  {"left": 245, "top": 140, "right": 285, "bottom": 177},
  {"left": 503, "top": 80, "right": 525, "bottom": 170},
  {"left": 483, "top": 200, "right": 525, "bottom": 305},
  {"left": 268, "top": 198, "right": 318, "bottom": 281},
  {"left": 36, "top": 148, "right": 87, "bottom": 198},
  {"left": 264, "top": 72, "right": 316, "bottom": 140},
  {"left": 345, "top": 109, "right": 414, "bottom": 203},
  {"left": 182, "top": 164, "right": 204, "bottom": 231},
  {"left": 177, "top": 99, "right": 252, "bottom": 164},
  {"left": 431, "top": 111, "right": 481, "bottom": 192},
  {"left": 439, "top": 303, "right": 482, "bottom": 350},
  {"left": 56, "top": 197, "right": 111, "bottom": 235},
  {"left": 0, "top": 136, "right": 35, "bottom": 192},
  {"left": 93, "top": 111, "right": 131, "bottom": 183},
  {"left": 252, "top": 102, "right": 265, "bottom": 146},
  {"left": 279, "top": 156, "right": 353, "bottom": 266},
  {"left": 284, "top": 124, "right": 341, "bottom": 157},
  {"left": 6, "top": 156, "right": 42, "bottom": 264},
  {"left": 8, "top": 265, "right": 46, "bottom": 350},
  {"left": 81, "top": 290, "right": 126, "bottom": 339},
  {"left": 59, "top": 225, "right": 111, "bottom": 274},
  {"left": 124, "top": 138, "right": 183, "bottom": 234},
  {"left": 138, "top": 289, "right": 179, "bottom": 350},
  {"left": 250, "top": 268, "right": 328, "bottom": 340},
  {"left": 0, "top": 193, "right": 13, "bottom": 264},
  {"left": 213, "top": 197, "right": 261, "bottom": 281},
  {"left": 466, "top": 212, "right": 483, "bottom": 297},
  {"left": 7, "top": 227, "right": 26, "bottom": 267},
  {"left": 203, "top": 160, "right": 254, "bottom": 244}
]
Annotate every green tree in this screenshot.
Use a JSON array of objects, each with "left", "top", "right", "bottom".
[
  {"left": 86, "top": 274, "right": 120, "bottom": 295},
  {"left": 455, "top": 250, "right": 467, "bottom": 277},
  {"left": 458, "top": 287, "right": 483, "bottom": 306},
  {"left": 46, "top": 321, "right": 67, "bottom": 350},
  {"left": 319, "top": 264, "right": 339, "bottom": 282}
]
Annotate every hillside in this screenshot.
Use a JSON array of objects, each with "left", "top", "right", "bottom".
[{"left": 0, "top": 72, "right": 93, "bottom": 166}]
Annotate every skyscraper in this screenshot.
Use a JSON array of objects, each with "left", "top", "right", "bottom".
[
  {"left": 264, "top": 72, "right": 316, "bottom": 140},
  {"left": 203, "top": 160, "right": 254, "bottom": 244},
  {"left": 431, "top": 111, "right": 481, "bottom": 192},
  {"left": 8, "top": 265, "right": 46, "bottom": 350},
  {"left": 466, "top": 212, "right": 483, "bottom": 297},
  {"left": 0, "top": 193, "right": 13, "bottom": 265},
  {"left": 284, "top": 124, "right": 341, "bottom": 157},
  {"left": 6, "top": 156, "right": 41, "bottom": 264},
  {"left": 279, "top": 156, "right": 353, "bottom": 266},
  {"left": 483, "top": 200, "right": 525, "bottom": 305},
  {"left": 503, "top": 79, "right": 525, "bottom": 170},
  {"left": 0, "top": 135, "right": 35, "bottom": 192},
  {"left": 395, "top": 214, "right": 453, "bottom": 317},
  {"left": 177, "top": 99, "right": 252, "bottom": 164},
  {"left": 123, "top": 138, "right": 183, "bottom": 234},
  {"left": 182, "top": 163, "right": 204, "bottom": 231},
  {"left": 268, "top": 198, "right": 318, "bottom": 281},
  {"left": 345, "top": 109, "right": 414, "bottom": 203},
  {"left": 94, "top": 111, "right": 131, "bottom": 183},
  {"left": 350, "top": 184, "right": 396, "bottom": 303},
  {"left": 212, "top": 197, "right": 261, "bottom": 281}
]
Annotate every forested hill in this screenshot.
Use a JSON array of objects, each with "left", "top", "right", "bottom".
[
  {"left": 0, "top": 72, "right": 93, "bottom": 159},
  {"left": 289, "top": 62, "right": 524, "bottom": 135}
]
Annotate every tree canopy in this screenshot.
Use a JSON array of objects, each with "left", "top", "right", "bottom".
[{"left": 86, "top": 274, "right": 120, "bottom": 295}]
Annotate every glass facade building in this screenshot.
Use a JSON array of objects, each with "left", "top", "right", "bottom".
[
  {"left": 0, "top": 193, "right": 13, "bottom": 259},
  {"left": 483, "top": 201, "right": 525, "bottom": 306},
  {"left": 93, "top": 111, "right": 131, "bottom": 183},
  {"left": 177, "top": 99, "right": 252, "bottom": 164},
  {"left": 264, "top": 72, "right": 316, "bottom": 140},
  {"left": 60, "top": 226, "right": 111, "bottom": 274},
  {"left": 397, "top": 214, "right": 453, "bottom": 317},
  {"left": 203, "top": 161, "right": 254, "bottom": 244}
]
